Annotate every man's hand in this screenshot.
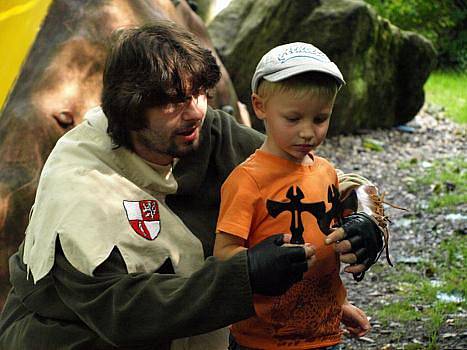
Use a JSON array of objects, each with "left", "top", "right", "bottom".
[
  {"left": 342, "top": 301, "right": 370, "bottom": 337},
  {"left": 325, "top": 212, "right": 384, "bottom": 280},
  {"left": 247, "top": 234, "right": 315, "bottom": 296}
]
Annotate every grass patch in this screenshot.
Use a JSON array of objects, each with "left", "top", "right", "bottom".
[
  {"left": 397, "top": 157, "right": 419, "bottom": 170},
  {"left": 373, "top": 235, "right": 466, "bottom": 348},
  {"left": 424, "top": 70, "right": 467, "bottom": 124},
  {"left": 401, "top": 157, "right": 466, "bottom": 212},
  {"left": 427, "top": 303, "right": 445, "bottom": 350},
  {"left": 387, "top": 156, "right": 467, "bottom": 346},
  {"left": 417, "top": 157, "right": 466, "bottom": 211},
  {"left": 376, "top": 299, "right": 422, "bottom": 323}
]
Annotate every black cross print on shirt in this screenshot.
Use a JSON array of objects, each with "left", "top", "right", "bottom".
[{"left": 266, "top": 184, "right": 341, "bottom": 244}]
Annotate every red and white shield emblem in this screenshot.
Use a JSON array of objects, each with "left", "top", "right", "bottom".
[{"left": 123, "top": 200, "right": 161, "bottom": 240}]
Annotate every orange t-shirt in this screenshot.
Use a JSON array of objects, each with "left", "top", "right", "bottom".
[{"left": 216, "top": 150, "right": 346, "bottom": 350}]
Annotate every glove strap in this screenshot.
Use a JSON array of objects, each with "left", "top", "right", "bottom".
[{"left": 353, "top": 271, "right": 365, "bottom": 282}]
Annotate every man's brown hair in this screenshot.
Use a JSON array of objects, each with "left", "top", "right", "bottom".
[{"left": 102, "top": 20, "right": 221, "bottom": 149}]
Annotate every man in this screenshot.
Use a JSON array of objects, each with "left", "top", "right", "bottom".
[
  {"left": 0, "top": 0, "right": 245, "bottom": 310},
  {"left": 0, "top": 21, "right": 386, "bottom": 349}
]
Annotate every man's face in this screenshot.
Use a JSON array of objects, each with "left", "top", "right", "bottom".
[{"left": 130, "top": 94, "right": 208, "bottom": 165}]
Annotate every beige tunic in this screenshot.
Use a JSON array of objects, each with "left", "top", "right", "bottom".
[{"left": 22, "top": 106, "right": 228, "bottom": 350}]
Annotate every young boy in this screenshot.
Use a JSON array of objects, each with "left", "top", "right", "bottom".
[{"left": 214, "top": 42, "right": 370, "bottom": 349}]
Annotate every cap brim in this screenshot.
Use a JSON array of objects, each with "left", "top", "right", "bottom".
[{"left": 263, "top": 64, "right": 345, "bottom": 87}]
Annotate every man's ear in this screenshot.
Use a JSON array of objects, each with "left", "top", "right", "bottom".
[{"left": 251, "top": 93, "right": 267, "bottom": 120}]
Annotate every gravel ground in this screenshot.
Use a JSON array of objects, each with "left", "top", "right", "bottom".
[{"left": 318, "top": 103, "right": 466, "bottom": 350}]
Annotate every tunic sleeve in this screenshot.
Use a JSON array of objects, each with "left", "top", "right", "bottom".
[{"left": 52, "top": 240, "right": 254, "bottom": 348}]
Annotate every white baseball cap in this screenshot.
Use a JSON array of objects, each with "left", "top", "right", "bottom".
[{"left": 251, "top": 42, "right": 345, "bottom": 93}]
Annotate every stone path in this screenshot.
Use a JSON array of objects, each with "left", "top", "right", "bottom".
[{"left": 319, "top": 103, "right": 466, "bottom": 349}]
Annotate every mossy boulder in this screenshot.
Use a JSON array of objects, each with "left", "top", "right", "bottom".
[{"left": 208, "top": 0, "right": 436, "bottom": 133}]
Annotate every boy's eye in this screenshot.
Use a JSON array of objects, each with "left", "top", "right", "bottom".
[
  {"left": 314, "top": 115, "right": 330, "bottom": 124},
  {"left": 285, "top": 116, "right": 300, "bottom": 123}
]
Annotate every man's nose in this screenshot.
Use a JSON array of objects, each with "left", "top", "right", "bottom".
[{"left": 182, "top": 96, "right": 205, "bottom": 121}]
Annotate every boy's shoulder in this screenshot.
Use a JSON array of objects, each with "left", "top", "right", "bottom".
[
  {"left": 223, "top": 151, "right": 266, "bottom": 185},
  {"left": 221, "top": 155, "right": 262, "bottom": 195},
  {"left": 314, "top": 154, "right": 336, "bottom": 170},
  {"left": 232, "top": 150, "right": 277, "bottom": 177},
  {"left": 228, "top": 152, "right": 261, "bottom": 178}
]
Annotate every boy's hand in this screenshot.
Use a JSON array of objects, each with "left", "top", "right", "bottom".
[
  {"left": 247, "top": 234, "right": 315, "bottom": 296},
  {"left": 342, "top": 302, "right": 370, "bottom": 337},
  {"left": 325, "top": 212, "right": 383, "bottom": 278}
]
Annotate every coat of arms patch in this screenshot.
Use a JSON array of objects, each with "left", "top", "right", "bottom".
[{"left": 123, "top": 200, "right": 161, "bottom": 240}]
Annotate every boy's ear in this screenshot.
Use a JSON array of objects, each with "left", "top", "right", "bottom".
[{"left": 251, "top": 93, "right": 267, "bottom": 120}]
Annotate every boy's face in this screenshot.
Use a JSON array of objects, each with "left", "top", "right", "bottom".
[{"left": 252, "top": 91, "right": 334, "bottom": 164}]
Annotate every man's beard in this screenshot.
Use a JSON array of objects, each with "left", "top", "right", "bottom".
[
  {"left": 139, "top": 129, "right": 201, "bottom": 159},
  {"left": 166, "top": 138, "right": 199, "bottom": 158}
]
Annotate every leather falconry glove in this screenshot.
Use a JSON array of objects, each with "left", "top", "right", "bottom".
[
  {"left": 247, "top": 234, "right": 308, "bottom": 296},
  {"left": 339, "top": 182, "right": 407, "bottom": 281},
  {"left": 340, "top": 211, "right": 385, "bottom": 281}
]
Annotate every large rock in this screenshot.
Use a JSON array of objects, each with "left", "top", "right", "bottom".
[
  {"left": 191, "top": 0, "right": 231, "bottom": 24},
  {"left": 208, "top": 0, "right": 437, "bottom": 133}
]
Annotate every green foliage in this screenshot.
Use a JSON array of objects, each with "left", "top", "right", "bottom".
[
  {"left": 365, "top": 0, "right": 467, "bottom": 69},
  {"left": 425, "top": 71, "right": 467, "bottom": 124}
]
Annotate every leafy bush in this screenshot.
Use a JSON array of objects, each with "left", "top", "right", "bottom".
[{"left": 365, "top": 0, "right": 467, "bottom": 70}]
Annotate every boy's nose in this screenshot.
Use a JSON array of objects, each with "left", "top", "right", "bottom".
[{"left": 299, "top": 127, "right": 315, "bottom": 142}]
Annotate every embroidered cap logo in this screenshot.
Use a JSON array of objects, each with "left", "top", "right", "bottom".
[{"left": 276, "top": 45, "right": 329, "bottom": 64}]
